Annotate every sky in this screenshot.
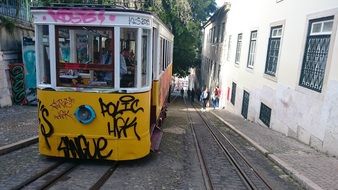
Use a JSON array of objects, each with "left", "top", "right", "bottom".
[{"left": 216, "top": 0, "right": 225, "bottom": 7}]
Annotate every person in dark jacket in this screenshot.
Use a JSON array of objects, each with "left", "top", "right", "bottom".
[{"left": 191, "top": 88, "right": 195, "bottom": 103}]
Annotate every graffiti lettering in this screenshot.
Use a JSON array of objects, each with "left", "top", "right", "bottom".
[
  {"left": 107, "top": 116, "right": 140, "bottom": 140},
  {"left": 99, "top": 95, "right": 144, "bottom": 117},
  {"left": 57, "top": 135, "right": 112, "bottom": 159},
  {"left": 38, "top": 99, "right": 54, "bottom": 150},
  {"left": 54, "top": 110, "right": 72, "bottom": 120},
  {"left": 9, "top": 64, "right": 26, "bottom": 104},
  {"left": 50, "top": 97, "right": 75, "bottom": 110},
  {"left": 47, "top": 9, "right": 105, "bottom": 24},
  {"left": 99, "top": 95, "right": 144, "bottom": 140}
]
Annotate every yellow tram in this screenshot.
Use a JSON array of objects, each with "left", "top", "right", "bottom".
[{"left": 31, "top": 4, "right": 173, "bottom": 160}]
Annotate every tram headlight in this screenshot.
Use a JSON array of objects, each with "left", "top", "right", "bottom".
[{"left": 75, "top": 105, "right": 96, "bottom": 124}]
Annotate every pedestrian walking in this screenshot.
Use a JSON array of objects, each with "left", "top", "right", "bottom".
[
  {"left": 211, "top": 90, "right": 216, "bottom": 109},
  {"left": 191, "top": 88, "right": 195, "bottom": 103},
  {"left": 196, "top": 88, "right": 201, "bottom": 102},
  {"left": 214, "top": 86, "right": 221, "bottom": 109},
  {"left": 180, "top": 88, "right": 184, "bottom": 98},
  {"left": 187, "top": 89, "right": 191, "bottom": 100},
  {"left": 200, "top": 87, "right": 209, "bottom": 112}
]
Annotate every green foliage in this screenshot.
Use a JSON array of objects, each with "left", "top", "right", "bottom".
[
  {"left": 0, "top": 16, "right": 15, "bottom": 34},
  {"left": 153, "top": 0, "right": 216, "bottom": 77}
]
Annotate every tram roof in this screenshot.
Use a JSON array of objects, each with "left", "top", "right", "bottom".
[
  {"left": 30, "top": 4, "right": 173, "bottom": 35},
  {"left": 31, "top": 4, "right": 152, "bottom": 15}
]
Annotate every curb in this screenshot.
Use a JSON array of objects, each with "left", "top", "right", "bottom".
[
  {"left": 268, "top": 154, "right": 323, "bottom": 190},
  {"left": 0, "top": 136, "right": 38, "bottom": 156},
  {"left": 211, "top": 111, "right": 323, "bottom": 190}
]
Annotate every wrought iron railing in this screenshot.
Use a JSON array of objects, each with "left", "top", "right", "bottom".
[
  {"left": 230, "top": 82, "right": 236, "bottom": 105},
  {"left": 30, "top": 0, "right": 154, "bottom": 11},
  {"left": 0, "top": 0, "right": 157, "bottom": 25},
  {"left": 241, "top": 90, "right": 249, "bottom": 119},
  {"left": 299, "top": 35, "right": 330, "bottom": 92},
  {"left": 265, "top": 38, "right": 280, "bottom": 76},
  {"left": 259, "top": 103, "right": 271, "bottom": 127},
  {"left": 0, "top": 0, "right": 32, "bottom": 22}
]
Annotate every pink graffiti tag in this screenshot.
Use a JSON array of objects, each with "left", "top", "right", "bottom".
[
  {"left": 47, "top": 9, "right": 105, "bottom": 24},
  {"left": 109, "top": 15, "right": 116, "bottom": 21}
]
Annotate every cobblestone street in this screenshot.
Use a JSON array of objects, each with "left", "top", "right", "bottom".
[
  {"left": 0, "top": 105, "right": 37, "bottom": 146},
  {"left": 0, "top": 95, "right": 308, "bottom": 189},
  {"left": 1, "top": 1, "right": 338, "bottom": 189}
]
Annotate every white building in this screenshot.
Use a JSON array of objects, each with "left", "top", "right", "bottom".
[
  {"left": 201, "top": 0, "right": 338, "bottom": 156},
  {"left": 201, "top": 4, "right": 229, "bottom": 91}
]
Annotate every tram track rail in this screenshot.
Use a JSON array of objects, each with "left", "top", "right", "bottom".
[
  {"left": 89, "top": 163, "right": 118, "bottom": 190},
  {"left": 198, "top": 109, "right": 272, "bottom": 190},
  {"left": 11, "top": 160, "right": 118, "bottom": 190},
  {"left": 185, "top": 98, "right": 272, "bottom": 190},
  {"left": 0, "top": 136, "right": 38, "bottom": 156},
  {"left": 12, "top": 161, "right": 76, "bottom": 190},
  {"left": 186, "top": 102, "right": 213, "bottom": 190}
]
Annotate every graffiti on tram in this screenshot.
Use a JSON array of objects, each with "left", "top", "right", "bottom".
[
  {"left": 99, "top": 95, "right": 144, "bottom": 140},
  {"left": 38, "top": 94, "right": 145, "bottom": 159}
]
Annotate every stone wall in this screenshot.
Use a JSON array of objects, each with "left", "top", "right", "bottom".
[
  {"left": 0, "top": 51, "right": 20, "bottom": 107},
  {"left": 0, "top": 19, "right": 34, "bottom": 107}
]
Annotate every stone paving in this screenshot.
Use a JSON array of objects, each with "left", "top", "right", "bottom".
[
  {"left": 1, "top": 102, "right": 338, "bottom": 189},
  {"left": 0, "top": 105, "right": 38, "bottom": 146},
  {"left": 212, "top": 109, "right": 338, "bottom": 190}
]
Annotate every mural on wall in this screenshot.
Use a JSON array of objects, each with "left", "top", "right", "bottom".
[{"left": 22, "top": 37, "right": 37, "bottom": 105}]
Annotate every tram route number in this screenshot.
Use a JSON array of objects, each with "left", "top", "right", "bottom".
[{"left": 129, "top": 16, "right": 150, "bottom": 26}]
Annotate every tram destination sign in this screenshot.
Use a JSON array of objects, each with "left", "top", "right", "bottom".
[{"left": 129, "top": 16, "right": 150, "bottom": 26}]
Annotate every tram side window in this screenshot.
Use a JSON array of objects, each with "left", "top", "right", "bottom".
[
  {"left": 120, "top": 28, "right": 137, "bottom": 88},
  {"left": 162, "top": 39, "right": 166, "bottom": 71},
  {"left": 37, "top": 25, "right": 50, "bottom": 85},
  {"left": 56, "top": 26, "right": 114, "bottom": 88},
  {"left": 159, "top": 38, "right": 163, "bottom": 72},
  {"left": 141, "top": 29, "right": 150, "bottom": 87}
]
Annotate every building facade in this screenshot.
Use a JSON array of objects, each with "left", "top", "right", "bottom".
[
  {"left": 201, "top": 0, "right": 338, "bottom": 156},
  {"left": 201, "top": 4, "right": 230, "bottom": 94},
  {"left": 0, "top": 1, "right": 34, "bottom": 107}
]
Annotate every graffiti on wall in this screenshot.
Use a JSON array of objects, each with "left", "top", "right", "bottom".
[
  {"left": 22, "top": 37, "right": 37, "bottom": 105},
  {"left": 9, "top": 64, "right": 26, "bottom": 104}
]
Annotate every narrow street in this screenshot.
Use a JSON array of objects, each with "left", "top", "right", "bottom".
[
  {"left": 2, "top": 92, "right": 337, "bottom": 189},
  {"left": 1, "top": 1, "right": 338, "bottom": 189}
]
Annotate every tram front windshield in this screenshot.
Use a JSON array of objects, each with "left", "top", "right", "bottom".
[{"left": 36, "top": 25, "right": 150, "bottom": 90}]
